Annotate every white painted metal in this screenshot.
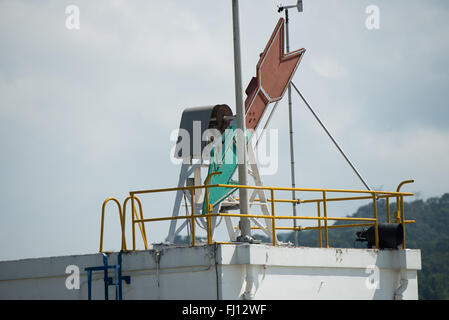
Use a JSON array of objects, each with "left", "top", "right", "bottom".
[
  {"left": 219, "top": 143, "right": 274, "bottom": 241},
  {"left": 168, "top": 163, "right": 206, "bottom": 243},
  {"left": 0, "top": 245, "right": 421, "bottom": 300},
  {"left": 169, "top": 134, "right": 275, "bottom": 243}
]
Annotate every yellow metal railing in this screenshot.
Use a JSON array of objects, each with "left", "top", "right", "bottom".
[
  {"left": 99, "top": 178, "right": 415, "bottom": 252},
  {"left": 100, "top": 198, "right": 124, "bottom": 253},
  {"left": 100, "top": 196, "right": 149, "bottom": 252}
]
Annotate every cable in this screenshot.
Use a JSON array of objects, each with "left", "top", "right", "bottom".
[{"left": 291, "top": 82, "right": 372, "bottom": 191}]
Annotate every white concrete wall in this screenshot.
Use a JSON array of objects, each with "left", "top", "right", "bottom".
[
  {"left": 0, "top": 244, "right": 421, "bottom": 300},
  {"left": 217, "top": 245, "right": 421, "bottom": 300}
]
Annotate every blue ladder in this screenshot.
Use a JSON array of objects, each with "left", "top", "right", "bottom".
[{"left": 85, "top": 251, "right": 131, "bottom": 300}]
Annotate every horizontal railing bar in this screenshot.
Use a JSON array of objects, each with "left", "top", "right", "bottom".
[
  {"left": 129, "top": 184, "right": 221, "bottom": 195},
  {"left": 242, "top": 226, "right": 301, "bottom": 231},
  {"left": 133, "top": 214, "right": 206, "bottom": 223},
  {"left": 302, "top": 223, "right": 375, "bottom": 230},
  {"left": 246, "top": 194, "right": 402, "bottom": 205},
  {"left": 238, "top": 198, "right": 300, "bottom": 204},
  {"left": 300, "top": 194, "right": 395, "bottom": 204},
  {"left": 238, "top": 219, "right": 414, "bottom": 231},
  {"left": 302, "top": 220, "right": 415, "bottom": 231},
  {"left": 215, "top": 184, "right": 414, "bottom": 196},
  {"left": 214, "top": 213, "right": 376, "bottom": 222},
  {"left": 134, "top": 213, "right": 377, "bottom": 223},
  {"left": 245, "top": 224, "right": 375, "bottom": 231},
  {"left": 129, "top": 184, "right": 413, "bottom": 197}
]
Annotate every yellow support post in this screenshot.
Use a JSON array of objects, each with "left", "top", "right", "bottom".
[
  {"left": 207, "top": 204, "right": 213, "bottom": 245},
  {"left": 134, "top": 201, "right": 148, "bottom": 250},
  {"left": 395, "top": 180, "right": 414, "bottom": 223},
  {"left": 190, "top": 189, "right": 196, "bottom": 246},
  {"left": 400, "top": 195, "right": 406, "bottom": 249},
  {"left": 322, "top": 192, "right": 329, "bottom": 248},
  {"left": 204, "top": 171, "right": 221, "bottom": 245},
  {"left": 131, "top": 194, "right": 136, "bottom": 251},
  {"left": 270, "top": 189, "right": 276, "bottom": 246},
  {"left": 100, "top": 198, "right": 125, "bottom": 253},
  {"left": 372, "top": 193, "right": 379, "bottom": 249},
  {"left": 317, "top": 201, "right": 322, "bottom": 248},
  {"left": 123, "top": 196, "right": 148, "bottom": 251}
]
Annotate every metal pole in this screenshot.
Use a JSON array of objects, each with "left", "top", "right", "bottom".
[
  {"left": 232, "top": 0, "right": 251, "bottom": 241},
  {"left": 291, "top": 82, "right": 372, "bottom": 191},
  {"left": 285, "top": 9, "right": 299, "bottom": 247}
]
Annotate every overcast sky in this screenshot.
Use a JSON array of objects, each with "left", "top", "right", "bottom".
[{"left": 1, "top": 0, "right": 448, "bottom": 260}]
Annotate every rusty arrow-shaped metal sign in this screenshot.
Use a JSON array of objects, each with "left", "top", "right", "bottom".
[
  {"left": 244, "top": 18, "right": 306, "bottom": 131},
  {"left": 203, "top": 18, "right": 306, "bottom": 212}
]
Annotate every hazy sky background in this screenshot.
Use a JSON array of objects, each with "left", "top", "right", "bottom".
[{"left": 1, "top": 0, "right": 448, "bottom": 260}]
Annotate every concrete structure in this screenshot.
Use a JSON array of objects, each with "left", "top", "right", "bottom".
[{"left": 0, "top": 244, "right": 421, "bottom": 300}]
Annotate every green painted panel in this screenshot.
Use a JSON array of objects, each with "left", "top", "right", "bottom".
[{"left": 202, "top": 123, "right": 251, "bottom": 214}]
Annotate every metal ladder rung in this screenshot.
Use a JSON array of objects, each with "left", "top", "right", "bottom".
[{"left": 84, "top": 252, "right": 131, "bottom": 300}]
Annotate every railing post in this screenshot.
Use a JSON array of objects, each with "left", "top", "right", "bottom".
[
  {"left": 100, "top": 206, "right": 105, "bottom": 253},
  {"left": 400, "top": 195, "right": 406, "bottom": 249},
  {"left": 394, "top": 195, "right": 400, "bottom": 223},
  {"left": 395, "top": 180, "right": 414, "bottom": 224},
  {"left": 134, "top": 198, "right": 148, "bottom": 250},
  {"left": 100, "top": 198, "right": 125, "bottom": 253},
  {"left": 322, "top": 191, "right": 329, "bottom": 248},
  {"left": 131, "top": 194, "right": 136, "bottom": 251},
  {"left": 204, "top": 171, "right": 221, "bottom": 245},
  {"left": 372, "top": 193, "right": 379, "bottom": 249},
  {"left": 207, "top": 204, "right": 213, "bottom": 245},
  {"left": 270, "top": 189, "right": 276, "bottom": 246},
  {"left": 190, "top": 189, "right": 196, "bottom": 246},
  {"left": 205, "top": 184, "right": 212, "bottom": 245},
  {"left": 317, "top": 201, "right": 322, "bottom": 248},
  {"left": 123, "top": 196, "right": 148, "bottom": 251},
  {"left": 119, "top": 201, "right": 126, "bottom": 251}
]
